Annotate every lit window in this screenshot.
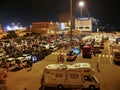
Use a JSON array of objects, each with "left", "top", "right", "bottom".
[
  {"left": 85, "top": 27, "right": 89, "bottom": 29},
  {"left": 79, "top": 27, "right": 83, "bottom": 29}
]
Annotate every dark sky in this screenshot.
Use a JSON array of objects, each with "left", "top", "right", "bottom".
[{"left": 0, "top": 0, "right": 119, "bottom": 27}]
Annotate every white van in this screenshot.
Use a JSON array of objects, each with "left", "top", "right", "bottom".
[{"left": 41, "top": 63, "right": 100, "bottom": 90}]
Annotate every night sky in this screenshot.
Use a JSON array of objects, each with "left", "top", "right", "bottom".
[{"left": 0, "top": 0, "right": 119, "bottom": 27}]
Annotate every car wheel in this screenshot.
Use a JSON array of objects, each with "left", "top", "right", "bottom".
[
  {"left": 89, "top": 85, "right": 96, "bottom": 90},
  {"left": 57, "top": 84, "right": 64, "bottom": 90}
]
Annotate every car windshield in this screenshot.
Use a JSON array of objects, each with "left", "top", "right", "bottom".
[{"left": 67, "top": 51, "right": 74, "bottom": 56}]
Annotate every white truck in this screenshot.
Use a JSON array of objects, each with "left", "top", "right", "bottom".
[{"left": 40, "top": 63, "right": 100, "bottom": 90}]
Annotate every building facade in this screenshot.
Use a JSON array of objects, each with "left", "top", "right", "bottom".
[
  {"left": 59, "top": 12, "right": 75, "bottom": 28},
  {"left": 75, "top": 17, "right": 98, "bottom": 32},
  {"left": 59, "top": 12, "right": 70, "bottom": 23},
  {"left": 31, "top": 22, "right": 59, "bottom": 35}
]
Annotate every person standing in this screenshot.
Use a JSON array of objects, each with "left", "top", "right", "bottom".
[
  {"left": 29, "top": 60, "right": 33, "bottom": 70},
  {"left": 57, "top": 53, "right": 61, "bottom": 63},
  {"left": 5, "top": 62, "right": 9, "bottom": 72},
  {"left": 60, "top": 54, "right": 64, "bottom": 63},
  {"left": 57, "top": 53, "right": 64, "bottom": 63},
  {"left": 97, "top": 61, "right": 100, "bottom": 72},
  {"left": 93, "top": 50, "right": 96, "bottom": 56}
]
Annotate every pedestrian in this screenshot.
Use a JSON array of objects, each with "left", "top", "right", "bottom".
[
  {"left": 29, "top": 60, "right": 33, "bottom": 70},
  {"left": 60, "top": 54, "right": 64, "bottom": 63},
  {"left": 57, "top": 53, "right": 61, "bottom": 63},
  {"left": 3, "top": 69, "right": 8, "bottom": 79},
  {"left": 93, "top": 50, "right": 96, "bottom": 56},
  {"left": 5, "top": 62, "right": 9, "bottom": 72},
  {"left": 97, "top": 62, "right": 100, "bottom": 72},
  {"left": 57, "top": 55, "right": 60, "bottom": 63}
]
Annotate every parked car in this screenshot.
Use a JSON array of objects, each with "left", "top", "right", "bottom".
[
  {"left": 66, "top": 50, "right": 77, "bottom": 61},
  {"left": 49, "top": 45, "right": 58, "bottom": 52},
  {"left": 22, "top": 54, "right": 31, "bottom": 60},
  {"left": 6, "top": 57, "right": 16, "bottom": 67},
  {"left": 15, "top": 57, "right": 28, "bottom": 69},
  {"left": 31, "top": 51, "right": 45, "bottom": 62}
]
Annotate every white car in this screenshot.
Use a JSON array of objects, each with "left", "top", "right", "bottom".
[
  {"left": 22, "top": 54, "right": 31, "bottom": 60},
  {"left": 15, "top": 57, "right": 27, "bottom": 69},
  {"left": 49, "top": 45, "right": 58, "bottom": 51},
  {"left": 40, "top": 42, "right": 50, "bottom": 50},
  {"left": 6, "top": 58, "right": 16, "bottom": 67}
]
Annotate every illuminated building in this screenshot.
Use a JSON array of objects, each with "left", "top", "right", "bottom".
[
  {"left": 0, "top": 24, "right": 3, "bottom": 33},
  {"left": 0, "top": 24, "right": 7, "bottom": 39},
  {"left": 6, "top": 23, "right": 26, "bottom": 31},
  {"left": 75, "top": 17, "right": 99, "bottom": 32},
  {"left": 31, "top": 22, "right": 59, "bottom": 35}
]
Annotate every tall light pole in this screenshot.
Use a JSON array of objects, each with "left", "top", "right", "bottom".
[
  {"left": 70, "top": 0, "right": 72, "bottom": 48},
  {"left": 79, "top": 1, "right": 84, "bottom": 32}
]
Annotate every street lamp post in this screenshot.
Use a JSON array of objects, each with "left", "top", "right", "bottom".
[
  {"left": 70, "top": 0, "right": 72, "bottom": 48},
  {"left": 79, "top": 1, "right": 84, "bottom": 32}
]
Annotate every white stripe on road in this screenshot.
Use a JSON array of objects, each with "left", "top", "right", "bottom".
[
  {"left": 106, "top": 55, "right": 108, "bottom": 57},
  {"left": 108, "top": 40, "right": 112, "bottom": 64},
  {"left": 102, "top": 55, "right": 105, "bottom": 57},
  {"left": 51, "top": 52, "right": 54, "bottom": 54},
  {"left": 52, "top": 52, "right": 66, "bottom": 55},
  {"left": 99, "top": 54, "right": 113, "bottom": 58},
  {"left": 64, "top": 53, "right": 66, "bottom": 55},
  {"left": 110, "top": 55, "right": 112, "bottom": 57},
  {"left": 99, "top": 54, "right": 101, "bottom": 57},
  {"left": 52, "top": 53, "right": 113, "bottom": 59},
  {"left": 98, "top": 54, "right": 101, "bottom": 62}
]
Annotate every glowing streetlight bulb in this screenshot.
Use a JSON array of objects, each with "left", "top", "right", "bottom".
[
  {"left": 79, "top": 1, "right": 84, "bottom": 7},
  {"left": 79, "top": 1, "right": 84, "bottom": 32}
]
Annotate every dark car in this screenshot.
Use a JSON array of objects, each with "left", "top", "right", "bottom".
[
  {"left": 66, "top": 50, "right": 77, "bottom": 61},
  {"left": 31, "top": 51, "right": 45, "bottom": 62}
]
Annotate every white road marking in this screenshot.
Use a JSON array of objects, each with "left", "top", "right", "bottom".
[
  {"left": 102, "top": 55, "right": 105, "bottom": 57},
  {"left": 106, "top": 55, "right": 108, "bottom": 57},
  {"left": 98, "top": 54, "right": 101, "bottom": 62},
  {"left": 110, "top": 55, "right": 113, "bottom": 57},
  {"left": 99, "top": 54, "right": 101, "bottom": 57}
]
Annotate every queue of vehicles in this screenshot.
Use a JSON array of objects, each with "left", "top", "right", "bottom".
[
  {"left": 1, "top": 32, "right": 120, "bottom": 90},
  {"left": 0, "top": 33, "right": 82, "bottom": 70},
  {"left": 0, "top": 35, "right": 65, "bottom": 70},
  {"left": 2, "top": 32, "right": 118, "bottom": 90},
  {"left": 109, "top": 34, "right": 120, "bottom": 64}
]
